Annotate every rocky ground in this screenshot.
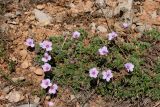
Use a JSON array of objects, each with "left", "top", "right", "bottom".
[{"left": 0, "top": 0, "right": 160, "bottom": 107}]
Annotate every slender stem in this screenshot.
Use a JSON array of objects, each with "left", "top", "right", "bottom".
[
  {"left": 82, "top": 77, "right": 100, "bottom": 107},
  {"left": 94, "top": 0, "right": 111, "bottom": 32},
  {"left": 60, "top": 36, "right": 67, "bottom": 51},
  {"left": 114, "top": 41, "right": 128, "bottom": 59}
]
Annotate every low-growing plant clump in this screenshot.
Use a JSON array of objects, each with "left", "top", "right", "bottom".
[
  {"left": 25, "top": 28, "right": 160, "bottom": 105},
  {"left": 0, "top": 32, "right": 16, "bottom": 73}
]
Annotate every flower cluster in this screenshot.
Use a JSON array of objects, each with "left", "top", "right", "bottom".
[
  {"left": 89, "top": 68, "right": 113, "bottom": 82},
  {"left": 41, "top": 79, "right": 58, "bottom": 94},
  {"left": 25, "top": 38, "right": 58, "bottom": 96},
  {"left": 25, "top": 31, "right": 81, "bottom": 95},
  {"left": 108, "top": 31, "right": 118, "bottom": 41},
  {"left": 89, "top": 31, "right": 135, "bottom": 81},
  {"left": 25, "top": 29, "right": 135, "bottom": 103},
  {"left": 89, "top": 62, "right": 134, "bottom": 81},
  {"left": 39, "top": 40, "right": 53, "bottom": 72},
  {"left": 38, "top": 40, "right": 59, "bottom": 95}
]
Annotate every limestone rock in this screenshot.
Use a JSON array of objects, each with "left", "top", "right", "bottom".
[
  {"left": 97, "top": 26, "right": 108, "bottom": 33},
  {"left": 95, "top": 0, "right": 106, "bottom": 8},
  {"left": 34, "top": 96, "right": 40, "bottom": 104},
  {"left": 21, "top": 60, "right": 30, "bottom": 69},
  {"left": 17, "top": 104, "right": 38, "bottom": 107},
  {"left": 6, "top": 90, "right": 24, "bottom": 103},
  {"left": 12, "top": 77, "right": 25, "bottom": 82},
  {"left": 34, "top": 68, "right": 43, "bottom": 76},
  {"left": 33, "top": 9, "right": 52, "bottom": 26},
  {"left": 36, "top": 4, "right": 45, "bottom": 10},
  {"left": 20, "top": 50, "right": 28, "bottom": 60}
]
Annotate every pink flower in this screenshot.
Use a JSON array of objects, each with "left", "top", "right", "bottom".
[
  {"left": 42, "top": 53, "right": 52, "bottom": 62},
  {"left": 102, "top": 70, "right": 113, "bottom": 82},
  {"left": 42, "top": 63, "right": 51, "bottom": 72},
  {"left": 48, "top": 101, "right": 54, "bottom": 107},
  {"left": 98, "top": 46, "right": 109, "bottom": 55},
  {"left": 72, "top": 31, "right": 80, "bottom": 39},
  {"left": 48, "top": 84, "right": 58, "bottom": 94},
  {"left": 122, "top": 23, "right": 129, "bottom": 28},
  {"left": 108, "top": 31, "right": 118, "bottom": 41},
  {"left": 40, "top": 40, "right": 52, "bottom": 51},
  {"left": 89, "top": 68, "right": 99, "bottom": 78},
  {"left": 40, "top": 79, "right": 52, "bottom": 89},
  {"left": 124, "top": 63, "right": 134, "bottom": 72},
  {"left": 25, "top": 38, "right": 35, "bottom": 47}
]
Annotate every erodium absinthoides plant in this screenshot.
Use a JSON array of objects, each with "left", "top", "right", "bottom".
[
  {"left": 40, "top": 40, "right": 52, "bottom": 51},
  {"left": 40, "top": 79, "right": 52, "bottom": 89},
  {"left": 108, "top": 31, "right": 118, "bottom": 41},
  {"left": 124, "top": 63, "right": 134, "bottom": 72},
  {"left": 89, "top": 67, "right": 99, "bottom": 78},
  {"left": 102, "top": 70, "right": 113, "bottom": 82},
  {"left": 25, "top": 38, "right": 35, "bottom": 47}
]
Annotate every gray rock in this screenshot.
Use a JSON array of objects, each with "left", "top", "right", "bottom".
[
  {"left": 132, "top": 17, "right": 140, "bottom": 23},
  {"left": 4, "top": 13, "right": 16, "bottom": 18},
  {"left": 96, "top": 8, "right": 113, "bottom": 18},
  {"left": 3, "top": 86, "right": 13, "bottom": 94},
  {"left": 95, "top": 0, "right": 106, "bottom": 8},
  {"left": 114, "top": 0, "right": 133, "bottom": 18},
  {"left": 34, "top": 96, "right": 40, "bottom": 104},
  {"left": 34, "top": 68, "right": 43, "bottom": 76},
  {"left": 16, "top": 104, "right": 38, "bottom": 107},
  {"left": 5, "top": 103, "right": 12, "bottom": 107},
  {"left": 62, "top": 31, "right": 70, "bottom": 36},
  {"left": 55, "top": 11, "right": 66, "bottom": 23},
  {"left": 131, "top": 24, "right": 136, "bottom": 30},
  {"left": 113, "top": 101, "right": 131, "bottom": 107},
  {"left": 21, "top": 60, "right": 30, "bottom": 69},
  {"left": 6, "top": 90, "right": 24, "bottom": 102},
  {"left": 84, "top": 103, "right": 89, "bottom": 107},
  {"left": 135, "top": 25, "right": 145, "bottom": 33},
  {"left": 0, "top": 24, "right": 9, "bottom": 33},
  {"left": 16, "top": 11, "right": 21, "bottom": 16},
  {"left": 97, "top": 26, "right": 108, "bottom": 33},
  {"left": 33, "top": 9, "right": 52, "bottom": 26},
  {"left": 136, "top": 22, "right": 143, "bottom": 26},
  {"left": 151, "top": 11, "right": 157, "bottom": 19},
  {"left": 70, "top": 95, "right": 76, "bottom": 100},
  {"left": 143, "top": 98, "right": 151, "bottom": 105},
  {"left": 8, "top": 21, "right": 19, "bottom": 25},
  {"left": 45, "top": 95, "right": 51, "bottom": 100},
  {"left": 12, "top": 77, "right": 25, "bottom": 82},
  {"left": 157, "top": 8, "right": 160, "bottom": 16},
  {"left": 67, "top": 3, "right": 76, "bottom": 8},
  {"left": 135, "top": 24, "right": 152, "bottom": 33},
  {"left": 19, "top": 50, "right": 28, "bottom": 60},
  {"left": 90, "top": 22, "right": 96, "bottom": 32},
  {"left": 0, "top": 95, "right": 5, "bottom": 100},
  {"left": 36, "top": 4, "right": 45, "bottom": 10},
  {"left": 104, "top": 8, "right": 113, "bottom": 18}
]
